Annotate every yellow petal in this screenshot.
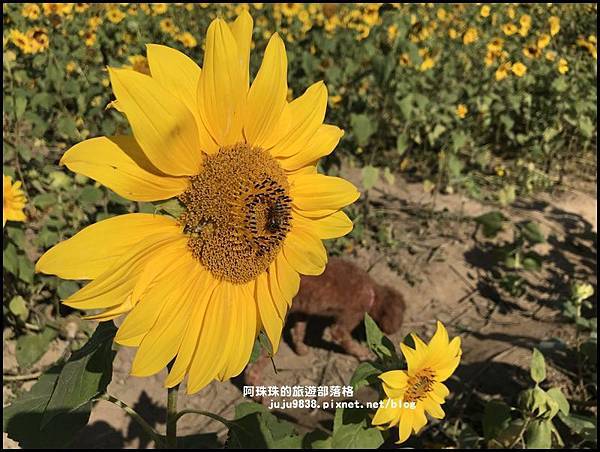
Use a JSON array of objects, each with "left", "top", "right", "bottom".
[
  {"left": 83, "top": 295, "right": 134, "bottom": 322},
  {"left": 66, "top": 233, "right": 182, "bottom": 312},
  {"left": 275, "top": 252, "right": 300, "bottom": 305},
  {"left": 412, "top": 405, "right": 428, "bottom": 434},
  {"left": 278, "top": 125, "right": 343, "bottom": 171},
  {"left": 131, "top": 239, "right": 190, "bottom": 304},
  {"left": 268, "top": 81, "right": 328, "bottom": 158},
  {"left": 216, "top": 284, "right": 241, "bottom": 381},
  {"left": 372, "top": 400, "right": 400, "bottom": 426},
  {"left": 60, "top": 136, "right": 189, "bottom": 201},
  {"left": 379, "top": 370, "right": 409, "bottom": 389},
  {"left": 283, "top": 228, "right": 327, "bottom": 276},
  {"left": 131, "top": 259, "right": 199, "bottom": 377},
  {"left": 109, "top": 67, "right": 201, "bottom": 176},
  {"left": 292, "top": 210, "right": 354, "bottom": 240},
  {"left": 197, "top": 19, "right": 245, "bottom": 146},
  {"left": 165, "top": 272, "right": 218, "bottom": 387},
  {"left": 255, "top": 271, "right": 284, "bottom": 354},
  {"left": 244, "top": 33, "right": 287, "bottom": 146},
  {"left": 186, "top": 285, "right": 233, "bottom": 393},
  {"left": 115, "top": 255, "right": 192, "bottom": 345},
  {"left": 220, "top": 282, "right": 257, "bottom": 379},
  {"left": 397, "top": 409, "right": 413, "bottom": 443},
  {"left": 290, "top": 174, "right": 360, "bottom": 215},
  {"left": 36, "top": 214, "right": 181, "bottom": 280},
  {"left": 422, "top": 397, "right": 445, "bottom": 419},
  {"left": 268, "top": 261, "right": 290, "bottom": 319},
  {"left": 146, "top": 44, "right": 218, "bottom": 154},
  {"left": 228, "top": 11, "right": 253, "bottom": 91}
]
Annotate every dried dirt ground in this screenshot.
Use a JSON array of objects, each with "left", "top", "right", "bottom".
[{"left": 3, "top": 167, "right": 597, "bottom": 449}]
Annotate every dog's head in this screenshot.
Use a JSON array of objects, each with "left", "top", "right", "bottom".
[{"left": 368, "top": 284, "right": 406, "bottom": 335}]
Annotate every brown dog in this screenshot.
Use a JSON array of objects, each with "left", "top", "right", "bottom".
[{"left": 244, "top": 257, "right": 406, "bottom": 387}]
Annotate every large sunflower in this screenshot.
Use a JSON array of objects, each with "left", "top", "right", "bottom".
[{"left": 36, "top": 12, "right": 359, "bottom": 394}]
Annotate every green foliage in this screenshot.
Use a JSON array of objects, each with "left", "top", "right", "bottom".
[
  {"left": 226, "top": 402, "right": 303, "bottom": 449},
  {"left": 3, "top": 322, "right": 117, "bottom": 448}
]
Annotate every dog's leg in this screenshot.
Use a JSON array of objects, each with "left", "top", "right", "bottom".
[
  {"left": 244, "top": 350, "right": 271, "bottom": 402},
  {"left": 330, "top": 317, "right": 371, "bottom": 361},
  {"left": 291, "top": 320, "right": 310, "bottom": 355}
]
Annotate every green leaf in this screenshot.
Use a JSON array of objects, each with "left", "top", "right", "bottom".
[
  {"left": 78, "top": 186, "right": 103, "bottom": 204},
  {"left": 3, "top": 366, "right": 92, "bottom": 448},
  {"left": 396, "top": 133, "right": 409, "bottom": 156},
  {"left": 498, "top": 184, "right": 516, "bottom": 207},
  {"left": 578, "top": 116, "right": 594, "bottom": 139},
  {"left": 483, "top": 400, "right": 512, "bottom": 440},
  {"left": 152, "top": 198, "right": 185, "bottom": 218},
  {"left": 41, "top": 322, "right": 117, "bottom": 428},
  {"left": 330, "top": 407, "right": 384, "bottom": 449},
  {"left": 383, "top": 167, "right": 395, "bottom": 185},
  {"left": 350, "top": 113, "right": 377, "bottom": 147},
  {"left": 558, "top": 412, "right": 597, "bottom": 442},
  {"left": 522, "top": 252, "right": 543, "bottom": 271},
  {"left": 530, "top": 348, "right": 546, "bottom": 384},
  {"left": 361, "top": 165, "right": 379, "bottom": 191},
  {"left": 475, "top": 211, "right": 506, "bottom": 238},
  {"left": 8, "top": 295, "right": 28, "bottom": 321},
  {"left": 226, "top": 402, "right": 303, "bottom": 448},
  {"left": 525, "top": 419, "right": 553, "bottom": 449},
  {"left": 364, "top": 313, "right": 396, "bottom": 362},
  {"left": 4, "top": 243, "right": 19, "bottom": 275},
  {"left": 57, "top": 281, "right": 80, "bottom": 300},
  {"left": 15, "top": 95, "right": 27, "bottom": 119},
  {"left": 303, "top": 429, "right": 332, "bottom": 448},
  {"left": 349, "top": 361, "right": 382, "bottom": 391},
  {"left": 520, "top": 221, "right": 545, "bottom": 244},
  {"left": 16, "top": 328, "right": 58, "bottom": 369}
]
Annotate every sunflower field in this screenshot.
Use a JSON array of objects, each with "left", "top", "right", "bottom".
[{"left": 2, "top": 3, "right": 598, "bottom": 450}]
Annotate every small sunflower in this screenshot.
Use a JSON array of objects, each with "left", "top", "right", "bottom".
[
  {"left": 36, "top": 12, "right": 359, "bottom": 394},
  {"left": 3, "top": 174, "right": 27, "bottom": 227},
  {"left": 372, "top": 321, "right": 462, "bottom": 444}
]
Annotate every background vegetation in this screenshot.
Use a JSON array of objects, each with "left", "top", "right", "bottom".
[{"left": 3, "top": 3, "right": 597, "bottom": 449}]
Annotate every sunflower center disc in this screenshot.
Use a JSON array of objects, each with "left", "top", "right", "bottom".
[
  {"left": 404, "top": 368, "right": 435, "bottom": 402},
  {"left": 179, "top": 143, "right": 292, "bottom": 284}
]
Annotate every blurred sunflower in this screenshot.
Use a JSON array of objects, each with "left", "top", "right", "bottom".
[
  {"left": 372, "top": 321, "right": 462, "bottom": 444},
  {"left": 3, "top": 174, "right": 27, "bottom": 227},
  {"left": 36, "top": 12, "right": 359, "bottom": 394},
  {"left": 511, "top": 61, "right": 527, "bottom": 77}
]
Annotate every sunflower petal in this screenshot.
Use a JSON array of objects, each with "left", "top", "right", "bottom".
[
  {"left": 108, "top": 67, "right": 202, "bottom": 176},
  {"left": 197, "top": 18, "right": 245, "bottom": 146},
  {"left": 64, "top": 233, "right": 182, "bottom": 311},
  {"left": 36, "top": 214, "right": 181, "bottom": 280},
  {"left": 283, "top": 228, "right": 327, "bottom": 276},
  {"left": 228, "top": 11, "right": 253, "bottom": 90},
  {"left": 131, "top": 260, "right": 199, "bottom": 377},
  {"left": 60, "top": 136, "right": 188, "bottom": 201},
  {"left": 244, "top": 33, "right": 287, "bottom": 146},
  {"left": 275, "top": 252, "right": 300, "bottom": 305},
  {"left": 292, "top": 210, "right": 354, "bottom": 240},
  {"left": 268, "top": 81, "right": 328, "bottom": 158},
  {"left": 146, "top": 44, "right": 218, "bottom": 154},
  {"left": 165, "top": 271, "right": 218, "bottom": 387},
  {"left": 278, "top": 125, "right": 343, "bottom": 171},
  {"left": 115, "top": 257, "right": 191, "bottom": 346},
  {"left": 290, "top": 174, "right": 360, "bottom": 214},
  {"left": 255, "top": 272, "right": 283, "bottom": 354}
]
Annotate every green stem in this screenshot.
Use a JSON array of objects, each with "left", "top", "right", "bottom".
[
  {"left": 95, "top": 394, "right": 164, "bottom": 447},
  {"left": 175, "top": 409, "right": 231, "bottom": 429},
  {"left": 167, "top": 384, "right": 179, "bottom": 448}
]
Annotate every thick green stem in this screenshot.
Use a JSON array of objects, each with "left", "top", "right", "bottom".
[{"left": 166, "top": 384, "right": 179, "bottom": 448}]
